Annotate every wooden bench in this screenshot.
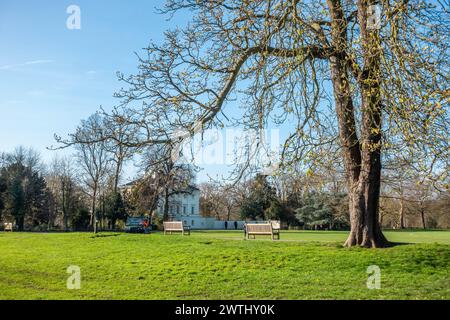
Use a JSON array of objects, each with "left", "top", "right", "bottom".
[
  {"left": 269, "top": 220, "right": 281, "bottom": 231},
  {"left": 245, "top": 223, "right": 280, "bottom": 240},
  {"left": 163, "top": 221, "right": 190, "bottom": 236},
  {"left": 3, "top": 223, "right": 13, "bottom": 232}
]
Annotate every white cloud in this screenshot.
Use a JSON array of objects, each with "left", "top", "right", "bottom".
[{"left": 0, "top": 59, "right": 53, "bottom": 70}]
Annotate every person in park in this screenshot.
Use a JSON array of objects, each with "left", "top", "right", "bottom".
[{"left": 143, "top": 218, "right": 150, "bottom": 229}]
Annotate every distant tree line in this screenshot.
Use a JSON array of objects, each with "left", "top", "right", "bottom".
[
  {"left": 1, "top": 144, "right": 448, "bottom": 232},
  {"left": 200, "top": 170, "right": 449, "bottom": 231},
  {"left": 0, "top": 146, "right": 129, "bottom": 232},
  {"left": 0, "top": 111, "right": 200, "bottom": 232}
]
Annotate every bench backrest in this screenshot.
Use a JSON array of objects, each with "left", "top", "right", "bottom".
[
  {"left": 4, "top": 223, "right": 13, "bottom": 231},
  {"left": 163, "top": 221, "right": 184, "bottom": 230},
  {"left": 246, "top": 223, "right": 272, "bottom": 233},
  {"left": 269, "top": 220, "right": 281, "bottom": 230}
]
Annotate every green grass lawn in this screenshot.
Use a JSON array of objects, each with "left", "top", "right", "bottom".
[{"left": 0, "top": 230, "right": 448, "bottom": 300}]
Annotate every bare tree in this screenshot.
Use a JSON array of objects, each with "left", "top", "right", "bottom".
[
  {"left": 140, "top": 144, "right": 196, "bottom": 221},
  {"left": 102, "top": 110, "right": 137, "bottom": 193},
  {"left": 74, "top": 114, "right": 111, "bottom": 233},
  {"left": 200, "top": 182, "right": 223, "bottom": 220},
  {"left": 411, "top": 179, "right": 433, "bottom": 229},
  {"left": 47, "top": 156, "right": 77, "bottom": 231},
  {"left": 1, "top": 146, "right": 42, "bottom": 173}
]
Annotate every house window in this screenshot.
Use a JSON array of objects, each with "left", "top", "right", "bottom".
[
  {"left": 183, "top": 206, "right": 186, "bottom": 215},
  {"left": 177, "top": 205, "right": 180, "bottom": 214},
  {"left": 191, "top": 206, "right": 195, "bottom": 215},
  {"left": 192, "top": 220, "right": 195, "bottom": 226}
]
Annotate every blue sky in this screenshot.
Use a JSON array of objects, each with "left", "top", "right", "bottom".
[
  {"left": 0, "top": 1, "right": 183, "bottom": 179},
  {"left": 0, "top": 1, "right": 288, "bottom": 183}
]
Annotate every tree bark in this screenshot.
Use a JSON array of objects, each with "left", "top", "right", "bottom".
[
  {"left": 90, "top": 183, "right": 98, "bottom": 234},
  {"left": 399, "top": 197, "right": 405, "bottom": 229},
  {"left": 327, "top": 0, "right": 389, "bottom": 247},
  {"left": 62, "top": 179, "right": 68, "bottom": 231},
  {"left": 343, "top": 0, "right": 389, "bottom": 248},
  {"left": 15, "top": 216, "right": 24, "bottom": 231},
  {"left": 163, "top": 187, "right": 170, "bottom": 221},
  {"left": 113, "top": 158, "right": 122, "bottom": 194},
  {"left": 420, "top": 206, "right": 426, "bottom": 229}
]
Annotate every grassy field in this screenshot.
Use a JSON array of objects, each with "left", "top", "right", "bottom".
[{"left": 0, "top": 230, "right": 448, "bottom": 300}]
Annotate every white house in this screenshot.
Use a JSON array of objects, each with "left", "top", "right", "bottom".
[
  {"left": 155, "top": 187, "right": 246, "bottom": 229},
  {"left": 155, "top": 185, "right": 216, "bottom": 229},
  {"left": 122, "top": 181, "right": 245, "bottom": 230}
]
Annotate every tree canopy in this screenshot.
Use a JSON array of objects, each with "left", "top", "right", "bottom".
[{"left": 56, "top": 0, "right": 449, "bottom": 247}]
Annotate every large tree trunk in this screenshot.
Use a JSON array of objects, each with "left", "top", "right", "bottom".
[
  {"left": 344, "top": 155, "right": 388, "bottom": 247},
  {"left": 327, "top": 0, "right": 388, "bottom": 247},
  {"left": 344, "top": 0, "right": 389, "bottom": 248}
]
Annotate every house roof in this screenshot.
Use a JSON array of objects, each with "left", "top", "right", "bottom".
[
  {"left": 122, "top": 180, "right": 137, "bottom": 187},
  {"left": 120, "top": 179, "right": 199, "bottom": 192}
]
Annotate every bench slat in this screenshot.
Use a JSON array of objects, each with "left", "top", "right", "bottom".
[
  {"left": 245, "top": 223, "right": 280, "bottom": 240},
  {"left": 163, "top": 221, "right": 190, "bottom": 236}
]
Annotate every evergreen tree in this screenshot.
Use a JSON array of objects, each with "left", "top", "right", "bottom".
[
  {"left": 9, "top": 174, "right": 26, "bottom": 230},
  {"left": 0, "top": 157, "right": 51, "bottom": 230},
  {"left": 240, "top": 174, "right": 277, "bottom": 220},
  {"left": 72, "top": 208, "right": 90, "bottom": 231},
  {"left": 104, "top": 192, "right": 127, "bottom": 230},
  {"left": 295, "top": 192, "right": 348, "bottom": 230},
  {"left": 0, "top": 176, "right": 7, "bottom": 221}
]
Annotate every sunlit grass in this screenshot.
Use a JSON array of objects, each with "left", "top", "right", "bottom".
[{"left": 0, "top": 230, "right": 448, "bottom": 300}]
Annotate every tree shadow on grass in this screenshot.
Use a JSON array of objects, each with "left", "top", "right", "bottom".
[
  {"left": 385, "top": 241, "right": 412, "bottom": 247},
  {"left": 385, "top": 228, "right": 449, "bottom": 232},
  {"left": 90, "top": 233, "right": 122, "bottom": 239}
]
